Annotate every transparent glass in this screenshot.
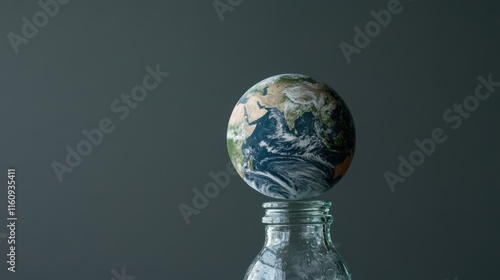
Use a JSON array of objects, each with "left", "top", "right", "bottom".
[{"left": 244, "top": 201, "right": 352, "bottom": 280}]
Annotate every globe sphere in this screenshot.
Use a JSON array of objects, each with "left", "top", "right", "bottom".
[{"left": 227, "top": 74, "right": 355, "bottom": 200}]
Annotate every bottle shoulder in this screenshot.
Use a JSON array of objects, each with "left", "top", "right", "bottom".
[{"left": 244, "top": 245, "right": 351, "bottom": 280}]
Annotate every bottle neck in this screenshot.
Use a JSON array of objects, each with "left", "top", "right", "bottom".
[
  {"left": 264, "top": 224, "right": 333, "bottom": 248},
  {"left": 261, "top": 201, "right": 334, "bottom": 248}
]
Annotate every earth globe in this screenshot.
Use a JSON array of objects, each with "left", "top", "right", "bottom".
[{"left": 227, "top": 74, "right": 355, "bottom": 200}]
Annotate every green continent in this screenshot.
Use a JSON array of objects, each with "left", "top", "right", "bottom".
[
  {"left": 277, "top": 75, "right": 317, "bottom": 85},
  {"left": 281, "top": 86, "right": 338, "bottom": 149}
]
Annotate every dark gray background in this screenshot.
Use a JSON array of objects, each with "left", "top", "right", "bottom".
[{"left": 1, "top": 0, "right": 499, "bottom": 279}]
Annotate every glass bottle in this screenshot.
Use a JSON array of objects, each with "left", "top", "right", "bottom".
[{"left": 244, "top": 201, "right": 352, "bottom": 280}]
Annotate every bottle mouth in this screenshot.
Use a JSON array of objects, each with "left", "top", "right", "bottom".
[{"left": 262, "top": 200, "right": 333, "bottom": 224}]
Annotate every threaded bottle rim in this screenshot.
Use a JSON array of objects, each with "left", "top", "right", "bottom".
[{"left": 262, "top": 200, "right": 333, "bottom": 224}]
